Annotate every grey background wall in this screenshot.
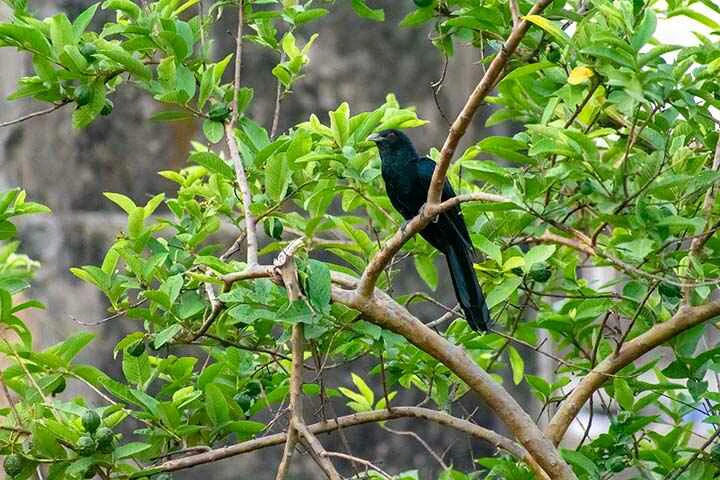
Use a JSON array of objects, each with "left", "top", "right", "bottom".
[{"left": 0, "top": 2, "right": 530, "bottom": 478}]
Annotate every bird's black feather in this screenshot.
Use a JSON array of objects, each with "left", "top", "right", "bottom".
[{"left": 370, "top": 129, "right": 490, "bottom": 331}]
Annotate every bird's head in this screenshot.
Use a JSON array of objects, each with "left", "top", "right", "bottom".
[{"left": 368, "top": 129, "right": 418, "bottom": 161}]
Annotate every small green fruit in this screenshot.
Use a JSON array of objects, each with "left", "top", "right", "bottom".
[
  {"left": 413, "top": 0, "right": 433, "bottom": 6},
  {"left": 606, "top": 457, "right": 626, "bottom": 473},
  {"left": 79, "top": 43, "right": 97, "bottom": 61},
  {"left": 100, "top": 99, "right": 114, "bottom": 116},
  {"left": 263, "top": 218, "right": 284, "bottom": 240},
  {"left": 3, "top": 454, "right": 24, "bottom": 477},
  {"left": 127, "top": 339, "right": 146, "bottom": 357},
  {"left": 75, "top": 86, "right": 93, "bottom": 107},
  {"left": 77, "top": 436, "right": 96, "bottom": 456},
  {"left": 546, "top": 47, "right": 561, "bottom": 63},
  {"left": 169, "top": 264, "right": 186, "bottom": 275},
  {"left": 208, "top": 103, "right": 231, "bottom": 122},
  {"left": 82, "top": 410, "right": 102, "bottom": 434},
  {"left": 51, "top": 376, "right": 67, "bottom": 396},
  {"left": 245, "top": 382, "right": 261, "bottom": 396},
  {"left": 95, "top": 427, "right": 115, "bottom": 453},
  {"left": 659, "top": 282, "right": 681, "bottom": 299},
  {"left": 529, "top": 263, "right": 552, "bottom": 283},
  {"left": 579, "top": 179, "right": 594, "bottom": 195},
  {"left": 234, "top": 393, "right": 253, "bottom": 412}
]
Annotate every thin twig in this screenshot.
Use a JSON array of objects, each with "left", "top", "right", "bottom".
[
  {"left": 229, "top": 0, "right": 244, "bottom": 128},
  {"left": 324, "top": 451, "right": 392, "bottom": 480},
  {"left": 667, "top": 428, "right": 720, "bottom": 480},
  {"left": 270, "top": 52, "right": 286, "bottom": 138},
  {"left": 226, "top": 123, "right": 258, "bottom": 265},
  {"left": 383, "top": 425, "right": 448, "bottom": 470},
  {"left": 0, "top": 101, "right": 70, "bottom": 128}
]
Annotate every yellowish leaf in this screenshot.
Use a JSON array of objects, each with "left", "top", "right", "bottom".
[{"left": 568, "top": 66, "right": 594, "bottom": 85}]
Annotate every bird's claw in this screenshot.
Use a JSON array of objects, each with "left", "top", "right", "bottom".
[
  {"left": 419, "top": 203, "right": 440, "bottom": 223},
  {"left": 400, "top": 220, "right": 410, "bottom": 235}
]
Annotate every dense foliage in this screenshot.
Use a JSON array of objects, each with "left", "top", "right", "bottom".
[{"left": 1, "top": 0, "right": 720, "bottom": 478}]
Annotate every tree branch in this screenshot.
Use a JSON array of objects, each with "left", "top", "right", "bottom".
[
  {"left": 0, "top": 101, "right": 71, "bottom": 128},
  {"left": 357, "top": 0, "right": 553, "bottom": 296},
  {"left": 229, "top": 0, "right": 244, "bottom": 128},
  {"left": 323, "top": 451, "right": 392, "bottom": 480},
  {"left": 222, "top": 262, "right": 569, "bottom": 477},
  {"left": 144, "top": 406, "right": 534, "bottom": 476},
  {"left": 685, "top": 136, "right": 720, "bottom": 300},
  {"left": 275, "top": 323, "right": 302, "bottom": 480},
  {"left": 225, "top": 123, "right": 258, "bottom": 266},
  {"left": 545, "top": 299, "right": 720, "bottom": 445},
  {"left": 357, "top": 192, "right": 511, "bottom": 296},
  {"left": 332, "top": 274, "right": 573, "bottom": 479},
  {"left": 426, "top": 0, "right": 554, "bottom": 205}
]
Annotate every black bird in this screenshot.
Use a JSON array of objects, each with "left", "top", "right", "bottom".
[{"left": 368, "top": 129, "right": 490, "bottom": 332}]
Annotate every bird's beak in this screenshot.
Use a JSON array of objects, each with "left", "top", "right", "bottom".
[{"left": 367, "top": 132, "right": 383, "bottom": 142}]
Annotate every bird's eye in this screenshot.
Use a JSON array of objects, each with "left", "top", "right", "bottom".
[{"left": 387, "top": 132, "right": 397, "bottom": 139}]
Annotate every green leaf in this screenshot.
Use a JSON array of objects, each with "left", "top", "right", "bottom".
[
  {"left": 475, "top": 234, "right": 502, "bottom": 265},
  {"left": 113, "top": 442, "right": 151, "bottom": 460},
  {"left": 414, "top": 255, "right": 438, "bottom": 290},
  {"left": 227, "top": 420, "right": 265, "bottom": 436},
  {"left": 523, "top": 245, "right": 555, "bottom": 273},
  {"left": 202, "top": 119, "right": 224, "bottom": 144},
  {"left": 486, "top": 276, "right": 522, "bottom": 309},
  {"left": 49, "top": 14, "right": 74, "bottom": 55},
  {"left": 524, "top": 15, "right": 569, "bottom": 45},
  {"left": 153, "top": 324, "right": 182, "bottom": 349},
  {"left": 205, "top": 383, "right": 230, "bottom": 425},
  {"left": 0, "top": 220, "right": 17, "bottom": 240},
  {"left": 72, "top": 3, "right": 99, "bottom": 39},
  {"left": 476, "top": 136, "right": 533, "bottom": 164},
  {"left": 265, "top": 153, "right": 289, "bottom": 201},
  {"left": 561, "top": 449, "right": 600, "bottom": 477},
  {"left": 103, "top": 192, "right": 136, "bottom": 214},
  {"left": 96, "top": 39, "right": 151, "bottom": 79},
  {"left": 307, "top": 259, "right": 331, "bottom": 311},
  {"left": 190, "top": 151, "right": 235, "bottom": 179},
  {"left": 613, "top": 377, "right": 634, "bottom": 411},
  {"left": 667, "top": 8, "right": 720, "bottom": 30},
  {"left": 351, "top": 0, "right": 384, "bottom": 21},
  {"left": 330, "top": 102, "right": 350, "bottom": 147},
  {"left": 631, "top": 8, "right": 656, "bottom": 50},
  {"left": 508, "top": 347, "right": 524, "bottom": 385},
  {"left": 127, "top": 206, "right": 145, "bottom": 238},
  {"left": 400, "top": 6, "right": 434, "bottom": 27},
  {"left": 102, "top": 0, "right": 141, "bottom": 20},
  {"left": 352, "top": 373, "right": 374, "bottom": 405}
]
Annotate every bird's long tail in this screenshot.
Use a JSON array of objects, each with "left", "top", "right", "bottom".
[{"left": 445, "top": 244, "right": 490, "bottom": 332}]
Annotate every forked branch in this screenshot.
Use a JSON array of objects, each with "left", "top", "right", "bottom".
[{"left": 545, "top": 299, "right": 720, "bottom": 445}]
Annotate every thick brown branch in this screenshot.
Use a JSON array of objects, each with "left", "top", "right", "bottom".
[
  {"left": 545, "top": 300, "right": 720, "bottom": 445},
  {"left": 333, "top": 276, "right": 573, "bottom": 479},
  {"left": 147, "top": 407, "right": 531, "bottom": 475},
  {"left": 275, "top": 323, "right": 303, "bottom": 480},
  {"left": 426, "top": 0, "right": 554, "bottom": 204},
  {"left": 223, "top": 264, "right": 568, "bottom": 477}
]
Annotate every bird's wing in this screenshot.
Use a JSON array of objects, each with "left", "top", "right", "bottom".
[{"left": 416, "top": 157, "right": 474, "bottom": 252}]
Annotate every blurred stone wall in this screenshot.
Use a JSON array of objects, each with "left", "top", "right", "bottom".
[{"left": 0, "top": 2, "right": 531, "bottom": 478}]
